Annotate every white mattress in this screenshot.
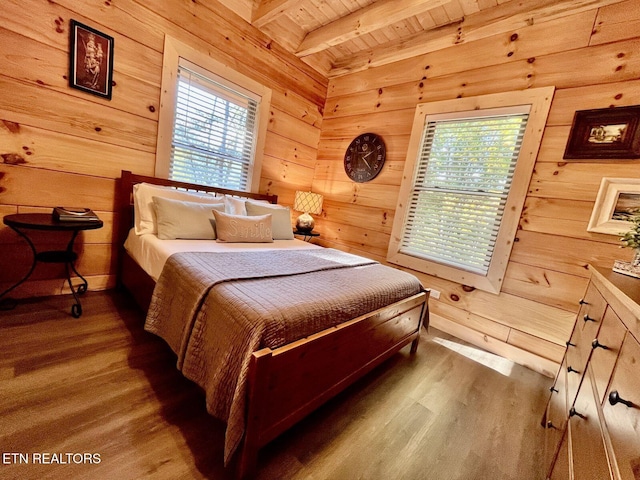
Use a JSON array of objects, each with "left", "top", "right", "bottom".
[{"left": 124, "top": 229, "right": 319, "bottom": 281}]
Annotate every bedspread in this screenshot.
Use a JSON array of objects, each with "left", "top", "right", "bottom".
[{"left": 144, "top": 248, "right": 423, "bottom": 463}]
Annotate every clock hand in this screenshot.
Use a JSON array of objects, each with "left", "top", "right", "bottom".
[{"left": 360, "top": 153, "right": 371, "bottom": 169}]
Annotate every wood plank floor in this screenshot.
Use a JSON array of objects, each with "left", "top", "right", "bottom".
[{"left": 0, "top": 291, "right": 552, "bottom": 480}]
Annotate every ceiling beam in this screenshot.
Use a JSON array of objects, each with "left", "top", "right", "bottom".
[
  {"left": 326, "top": 0, "right": 627, "bottom": 77},
  {"left": 295, "top": 0, "right": 451, "bottom": 57},
  {"left": 252, "top": 0, "right": 300, "bottom": 28}
]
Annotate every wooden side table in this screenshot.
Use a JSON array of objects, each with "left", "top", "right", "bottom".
[{"left": 1, "top": 213, "right": 103, "bottom": 317}]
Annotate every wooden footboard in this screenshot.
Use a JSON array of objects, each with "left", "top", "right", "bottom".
[{"left": 238, "top": 290, "right": 428, "bottom": 478}]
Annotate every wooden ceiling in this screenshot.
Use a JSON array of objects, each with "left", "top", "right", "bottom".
[
  {"left": 217, "top": 0, "right": 501, "bottom": 77},
  {"left": 216, "top": 0, "right": 623, "bottom": 78}
]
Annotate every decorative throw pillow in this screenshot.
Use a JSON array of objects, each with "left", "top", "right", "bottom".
[
  {"left": 213, "top": 210, "right": 273, "bottom": 243},
  {"left": 153, "top": 196, "right": 225, "bottom": 240},
  {"left": 133, "top": 182, "right": 224, "bottom": 235},
  {"left": 245, "top": 201, "right": 294, "bottom": 240}
]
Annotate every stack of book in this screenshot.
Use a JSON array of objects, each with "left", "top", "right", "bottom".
[{"left": 52, "top": 207, "right": 101, "bottom": 222}]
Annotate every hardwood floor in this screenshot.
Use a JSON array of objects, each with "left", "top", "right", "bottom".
[{"left": 0, "top": 291, "right": 552, "bottom": 480}]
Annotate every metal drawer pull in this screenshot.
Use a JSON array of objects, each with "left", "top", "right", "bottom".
[
  {"left": 546, "top": 421, "right": 558, "bottom": 430},
  {"left": 591, "top": 339, "right": 609, "bottom": 350},
  {"left": 583, "top": 314, "right": 596, "bottom": 322},
  {"left": 569, "top": 407, "right": 586, "bottom": 419},
  {"left": 608, "top": 391, "right": 637, "bottom": 409},
  {"left": 567, "top": 366, "right": 580, "bottom": 374},
  {"left": 566, "top": 340, "right": 576, "bottom": 347},
  {"left": 550, "top": 386, "right": 559, "bottom": 393},
  {"left": 579, "top": 298, "right": 589, "bottom": 305}
]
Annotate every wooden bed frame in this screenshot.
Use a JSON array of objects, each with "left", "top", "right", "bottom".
[{"left": 116, "top": 170, "right": 429, "bottom": 478}]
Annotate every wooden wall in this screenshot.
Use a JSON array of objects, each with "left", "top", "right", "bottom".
[
  {"left": 2, "top": 0, "right": 639, "bottom": 377},
  {"left": 312, "top": 0, "right": 640, "bottom": 376},
  {"left": 0, "top": 0, "right": 326, "bottom": 298}
]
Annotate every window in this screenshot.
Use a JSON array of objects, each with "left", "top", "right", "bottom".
[
  {"left": 156, "top": 37, "right": 271, "bottom": 192},
  {"left": 387, "top": 88, "right": 554, "bottom": 293},
  {"left": 402, "top": 107, "right": 529, "bottom": 275}
]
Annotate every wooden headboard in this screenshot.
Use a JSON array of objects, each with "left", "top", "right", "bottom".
[{"left": 116, "top": 170, "right": 278, "bottom": 248}]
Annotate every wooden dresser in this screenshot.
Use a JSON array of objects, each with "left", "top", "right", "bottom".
[{"left": 543, "top": 265, "right": 640, "bottom": 480}]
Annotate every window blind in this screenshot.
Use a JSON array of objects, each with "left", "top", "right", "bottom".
[
  {"left": 170, "top": 64, "right": 259, "bottom": 190},
  {"left": 400, "top": 112, "right": 529, "bottom": 275}
]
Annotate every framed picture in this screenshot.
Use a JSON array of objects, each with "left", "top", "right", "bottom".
[
  {"left": 588, "top": 177, "right": 640, "bottom": 235},
  {"left": 563, "top": 105, "right": 640, "bottom": 159},
  {"left": 69, "top": 20, "right": 114, "bottom": 99}
]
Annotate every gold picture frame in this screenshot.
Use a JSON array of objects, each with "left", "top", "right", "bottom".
[{"left": 587, "top": 177, "right": 640, "bottom": 235}]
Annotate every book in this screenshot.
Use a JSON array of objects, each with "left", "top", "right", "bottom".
[
  {"left": 613, "top": 259, "right": 640, "bottom": 279},
  {"left": 53, "top": 207, "right": 101, "bottom": 222}
]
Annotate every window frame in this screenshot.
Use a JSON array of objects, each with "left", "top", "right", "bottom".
[
  {"left": 155, "top": 36, "right": 272, "bottom": 193},
  {"left": 387, "top": 87, "right": 555, "bottom": 294}
]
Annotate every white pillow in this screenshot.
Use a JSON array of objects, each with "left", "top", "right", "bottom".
[
  {"left": 245, "top": 201, "right": 294, "bottom": 240},
  {"left": 213, "top": 210, "right": 273, "bottom": 243},
  {"left": 133, "top": 182, "right": 224, "bottom": 235},
  {"left": 223, "top": 196, "right": 248, "bottom": 216},
  {"left": 153, "top": 196, "right": 225, "bottom": 240},
  {"left": 223, "top": 196, "right": 271, "bottom": 215}
]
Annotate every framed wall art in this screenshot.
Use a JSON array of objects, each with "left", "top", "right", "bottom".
[
  {"left": 563, "top": 105, "right": 640, "bottom": 159},
  {"left": 69, "top": 20, "right": 114, "bottom": 100},
  {"left": 587, "top": 177, "right": 640, "bottom": 235}
]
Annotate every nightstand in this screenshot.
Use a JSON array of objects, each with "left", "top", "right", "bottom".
[
  {"left": 293, "top": 230, "right": 320, "bottom": 242},
  {"left": 1, "top": 213, "right": 103, "bottom": 317}
]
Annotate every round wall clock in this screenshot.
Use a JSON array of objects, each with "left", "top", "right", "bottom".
[{"left": 344, "top": 132, "right": 386, "bottom": 183}]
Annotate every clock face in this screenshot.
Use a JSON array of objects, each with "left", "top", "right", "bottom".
[{"left": 344, "top": 133, "right": 386, "bottom": 183}]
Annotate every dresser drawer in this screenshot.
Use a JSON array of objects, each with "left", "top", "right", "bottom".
[
  {"left": 565, "top": 325, "right": 586, "bottom": 405},
  {"left": 568, "top": 367, "right": 611, "bottom": 480},
  {"left": 545, "top": 360, "right": 568, "bottom": 475},
  {"left": 590, "top": 307, "right": 627, "bottom": 404},
  {"left": 548, "top": 430, "right": 569, "bottom": 480},
  {"left": 566, "top": 348, "right": 585, "bottom": 408},
  {"left": 602, "top": 334, "right": 640, "bottom": 480},
  {"left": 575, "top": 283, "right": 607, "bottom": 355}
]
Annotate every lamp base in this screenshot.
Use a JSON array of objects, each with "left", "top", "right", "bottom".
[{"left": 295, "top": 212, "right": 315, "bottom": 233}]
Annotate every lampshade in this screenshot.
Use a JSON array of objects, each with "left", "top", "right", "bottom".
[{"left": 293, "top": 191, "right": 323, "bottom": 215}]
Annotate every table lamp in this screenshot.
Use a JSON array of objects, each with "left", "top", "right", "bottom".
[{"left": 293, "top": 191, "right": 323, "bottom": 233}]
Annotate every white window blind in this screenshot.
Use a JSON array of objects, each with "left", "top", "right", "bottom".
[
  {"left": 170, "top": 62, "right": 259, "bottom": 190},
  {"left": 399, "top": 109, "right": 529, "bottom": 275}
]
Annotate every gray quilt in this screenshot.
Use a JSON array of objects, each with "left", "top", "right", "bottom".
[{"left": 144, "top": 248, "right": 423, "bottom": 464}]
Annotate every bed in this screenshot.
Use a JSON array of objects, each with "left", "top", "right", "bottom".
[{"left": 116, "top": 170, "right": 429, "bottom": 478}]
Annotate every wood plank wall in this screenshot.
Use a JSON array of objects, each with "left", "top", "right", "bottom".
[
  {"left": 312, "top": 0, "right": 640, "bottom": 376},
  {"left": 0, "top": 0, "right": 326, "bottom": 298}
]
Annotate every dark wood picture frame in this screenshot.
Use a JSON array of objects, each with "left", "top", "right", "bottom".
[
  {"left": 69, "top": 20, "right": 114, "bottom": 100},
  {"left": 563, "top": 105, "right": 640, "bottom": 159}
]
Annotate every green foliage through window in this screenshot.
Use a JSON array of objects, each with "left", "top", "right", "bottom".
[
  {"left": 170, "top": 66, "right": 258, "bottom": 190},
  {"left": 400, "top": 113, "right": 529, "bottom": 275}
]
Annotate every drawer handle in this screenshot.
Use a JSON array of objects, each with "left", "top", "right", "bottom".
[
  {"left": 550, "top": 386, "right": 559, "bottom": 393},
  {"left": 546, "top": 421, "right": 558, "bottom": 430},
  {"left": 608, "top": 391, "right": 637, "bottom": 409},
  {"left": 569, "top": 407, "right": 586, "bottom": 419},
  {"left": 567, "top": 365, "right": 580, "bottom": 374},
  {"left": 579, "top": 298, "right": 589, "bottom": 305},
  {"left": 583, "top": 314, "right": 596, "bottom": 323},
  {"left": 591, "top": 339, "right": 609, "bottom": 350},
  {"left": 566, "top": 340, "right": 576, "bottom": 347}
]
